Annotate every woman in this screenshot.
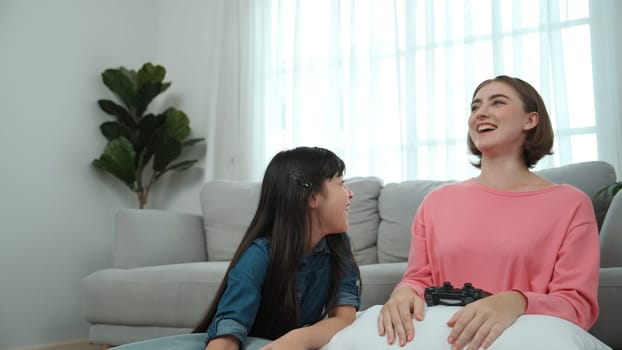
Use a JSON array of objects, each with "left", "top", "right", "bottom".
[{"left": 374, "top": 75, "right": 601, "bottom": 350}]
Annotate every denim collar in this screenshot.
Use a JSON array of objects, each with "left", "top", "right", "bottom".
[
  {"left": 257, "top": 236, "right": 331, "bottom": 256},
  {"left": 310, "top": 237, "right": 330, "bottom": 255}
]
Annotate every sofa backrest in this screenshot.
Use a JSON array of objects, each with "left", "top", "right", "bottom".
[
  {"left": 535, "top": 161, "right": 615, "bottom": 228},
  {"left": 376, "top": 180, "right": 453, "bottom": 263},
  {"left": 342, "top": 177, "right": 383, "bottom": 265},
  {"left": 201, "top": 161, "right": 616, "bottom": 265},
  {"left": 374, "top": 160, "right": 617, "bottom": 264},
  {"left": 201, "top": 181, "right": 260, "bottom": 261},
  {"left": 200, "top": 177, "right": 383, "bottom": 264}
]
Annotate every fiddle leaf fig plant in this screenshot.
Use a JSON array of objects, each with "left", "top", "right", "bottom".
[
  {"left": 93, "top": 62, "right": 204, "bottom": 209},
  {"left": 595, "top": 181, "right": 622, "bottom": 199}
]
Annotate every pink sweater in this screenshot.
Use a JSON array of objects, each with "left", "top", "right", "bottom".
[{"left": 399, "top": 179, "right": 600, "bottom": 329}]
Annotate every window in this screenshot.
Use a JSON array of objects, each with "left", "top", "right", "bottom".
[{"left": 251, "top": 0, "right": 599, "bottom": 182}]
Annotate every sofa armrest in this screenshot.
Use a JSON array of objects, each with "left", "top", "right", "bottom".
[
  {"left": 114, "top": 209, "right": 207, "bottom": 268},
  {"left": 590, "top": 267, "right": 622, "bottom": 348},
  {"left": 359, "top": 262, "right": 406, "bottom": 310},
  {"left": 600, "top": 192, "right": 622, "bottom": 268}
]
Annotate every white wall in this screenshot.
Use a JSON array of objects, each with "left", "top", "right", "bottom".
[
  {"left": 147, "top": 0, "right": 219, "bottom": 213},
  {"left": 0, "top": 0, "right": 213, "bottom": 348}
]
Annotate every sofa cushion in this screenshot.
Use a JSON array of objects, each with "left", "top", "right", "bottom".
[
  {"left": 346, "top": 177, "right": 383, "bottom": 265},
  {"left": 82, "top": 262, "right": 229, "bottom": 328},
  {"left": 201, "top": 181, "right": 260, "bottom": 261},
  {"left": 377, "top": 180, "right": 452, "bottom": 263}
]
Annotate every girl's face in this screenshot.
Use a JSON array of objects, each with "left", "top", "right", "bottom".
[
  {"left": 468, "top": 81, "right": 538, "bottom": 158},
  {"left": 314, "top": 176, "right": 353, "bottom": 234}
]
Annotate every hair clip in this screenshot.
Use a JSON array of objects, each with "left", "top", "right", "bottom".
[{"left": 288, "top": 170, "right": 312, "bottom": 189}]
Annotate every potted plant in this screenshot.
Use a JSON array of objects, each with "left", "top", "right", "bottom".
[
  {"left": 92, "top": 62, "right": 204, "bottom": 209},
  {"left": 595, "top": 181, "right": 622, "bottom": 199}
]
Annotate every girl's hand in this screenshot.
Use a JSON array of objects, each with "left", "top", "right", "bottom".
[
  {"left": 258, "top": 329, "right": 305, "bottom": 350},
  {"left": 377, "top": 285, "right": 426, "bottom": 346},
  {"left": 205, "top": 335, "right": 239, "bottom": 350},
  {"left": 446, "top": 291, "right": 527, "bottom": 350},
  {"left": 260, "top": 305, "right": 355, "bottom": 350}
]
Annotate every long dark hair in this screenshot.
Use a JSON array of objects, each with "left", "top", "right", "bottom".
[{"left": 193, "top": 146, "right": 358, "bottom": 340}]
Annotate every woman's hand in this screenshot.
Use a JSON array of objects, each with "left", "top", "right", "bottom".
[
  {"left": 378, "top": 285, "right": 426, "bottom": 346},
  {"left": 446, "top": 291, "right": 527, "bottom": 350}
]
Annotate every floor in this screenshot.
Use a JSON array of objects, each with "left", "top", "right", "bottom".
[{"left": 35, "top": 342, "right": 105, "bottom": 350}]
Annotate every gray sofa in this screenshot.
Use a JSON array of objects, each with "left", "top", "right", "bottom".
[{"left": 82, "top": 161, "right": 622, "bottom": 348}]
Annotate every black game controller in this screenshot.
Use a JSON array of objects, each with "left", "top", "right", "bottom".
[{"left": 424, "top": 282, "right": 492, "bottom": 306}]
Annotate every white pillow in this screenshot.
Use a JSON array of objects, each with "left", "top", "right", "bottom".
[{"left": 324, "top": 305, "right": 611, "bottom": 350}]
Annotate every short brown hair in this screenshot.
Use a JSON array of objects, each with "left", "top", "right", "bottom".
[{"left": 467, "top": 75, "right": 554, "bottom": 169}]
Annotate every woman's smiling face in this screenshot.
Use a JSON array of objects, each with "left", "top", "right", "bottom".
[{"left": 468, "top": 81, "right": 538, "bottom": 158}]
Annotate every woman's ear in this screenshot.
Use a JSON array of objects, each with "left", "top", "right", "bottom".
[{"left": 524, "top": 112, "right": 539, "bottom": 130}]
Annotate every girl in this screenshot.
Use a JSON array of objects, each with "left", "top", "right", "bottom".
[
  {"left": 194, "top": 146, "right": 361, "bottom": 350},
  {"left": 371, "top": 76, "right": 603, "bottom": 350}
]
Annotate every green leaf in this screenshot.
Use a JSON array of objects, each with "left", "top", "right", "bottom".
[
  {"left": 135, "top": 82, "right": 170, "bottom": 117},
  {"left": 136, "top": 63, "right": 166, "bottom": 85},
  {"left": 153, "top": 135, "right": 182, "bottom": 172},
  {"left": 100, "top": 121, "right": 134, "bottom": 142},
  {"left": 136, "top": 114, "right": 165, "bottom": 154},
  {"left": 92, "top": 137, "right": 136, "bottom": 189},
  {"left": 101, "top": 67, "right": 138, "bottom": 112},
  {"left": 130, "top": 63, "right": 170, "bottom": 116},
  {"left": 595, "top": 181, "right": 622, "bottom": 199},
  {"left": 166, "top": 160, "right": 197, "bottom": 171},
  {"left": 139, "top": 113, "right": 165, "bottom": 129},
  {"left": 163, "top": 107, "right": 190, "bottom": 141},
  {"left": 182, "top": 137, "right": 205, "bottom": 147},
  {"left": 153, "top": 160, "right": 198, "bottom": 182},
  {"left": 97, "top": 99, "right": 136, "bottom": 127},
  {"left": 594, "top": 187, "right": 607, "bottom": 199}
]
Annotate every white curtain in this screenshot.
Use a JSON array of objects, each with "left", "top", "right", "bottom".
[
  {"left": 206, "top": 0, "right": 622, "bottom": 182},
  {"left": 200, "top": 0, "right": 262, "bottom": 181}
]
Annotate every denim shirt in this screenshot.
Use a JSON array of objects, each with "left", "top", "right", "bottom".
[{"left": 206, "top": 236, "right": 360, "bottom": 345}]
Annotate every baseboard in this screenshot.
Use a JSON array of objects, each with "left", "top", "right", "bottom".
[{"left": 7, "top": 338, "right": 90, "bottom": 350}]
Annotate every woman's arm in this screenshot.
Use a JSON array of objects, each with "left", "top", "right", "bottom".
[
  {"left": 259, "top": 305, "right": 356, "bottom": 350},
  {"left": 399, "top": 204, "right": 434, "bottom": 297},
  {"left": 377, "top": 205, "right": 432, "bottom": 346},
  {"left": 520, "top": 219, "right": 600, "bottom": 329}
]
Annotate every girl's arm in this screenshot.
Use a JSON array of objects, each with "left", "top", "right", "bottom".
[
  {"left": 259, "top": 305, "right": 356, "bottom": 350},
  {"left": 205, "top": 335, "right": 239, "bottom": 350},
  {"left": 205, "top": 240, "right": 270, "bottom": 347}
]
